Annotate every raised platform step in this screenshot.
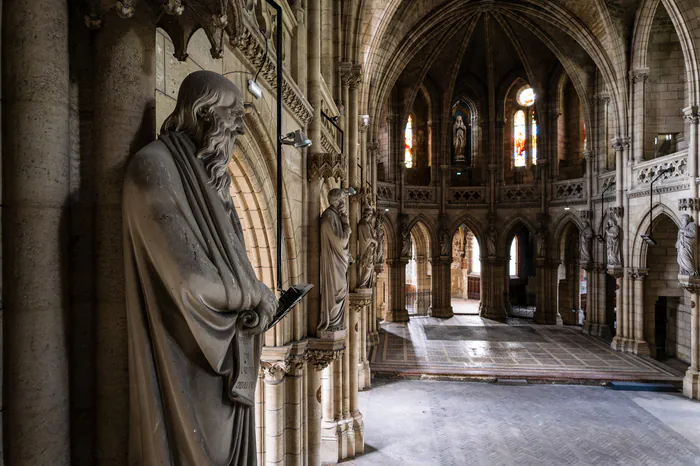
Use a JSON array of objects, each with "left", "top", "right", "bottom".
[{"left": 609, "top": 381, "right": 678, "bottom": 392}]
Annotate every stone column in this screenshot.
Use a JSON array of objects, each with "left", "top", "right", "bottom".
[
  {"left": 679, "top": 199, "right": 700, "bottom": 399},
  {"left": 431, "top": 257, "right": 453, "bottom": 318},
  {"left": 684, "top": 106, "right": 699, "bottom": 199},
  {"left": 3, "top": 0, "right": 71, "bottom": 463},
  {"left": 340, "top": 315, "right": 354, "bottom": 459},
  {"left": 630, "top": 69, "right": 650, "bottom": 164},
  {"left": 285, "top": 352, "right": 307, "bottom": 466},
  {"left": 262, "top": 362, "right": 287, "bottom": 466},
  {"left": 307, "top": 347, "right": 342, "bottom": 466},
  {"left": 92, "top": 11, "right": 157, "bottom": 463},
  {"left": 595, "top": 263, "right": 613, "bottom": 339},
  {"left": 387, "top": 257, "right": 410, "bottom": 321},
  {"left": 320, "top": 360, "right": 340, "bottom": 463},
  {"left": 629, "top": 269, "right": 650, "bottom": 355},
  {"left": 415, "top": 255, "right": 428, "bottom": 314},
  {"left": 680, "top": 280, "right": 700, "bottom": 400},
  {"left": 348, "top": 292, "right": 369, "bottom": 454},
  {"left": 610, "top": 267, "right": 626, "bottom": 351}
]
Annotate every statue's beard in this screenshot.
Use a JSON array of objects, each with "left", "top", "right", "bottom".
[{"left": 197, "top": 115, "right": 237, "bottom": 214}]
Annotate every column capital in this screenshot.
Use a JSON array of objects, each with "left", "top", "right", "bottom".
[
  {"left": 683, "top": 105, "right": 700, "bottom": 124},
  {"left": 595, "top": 92, "right": 611, "bottom": 104},
  {"left": 607, "top": 266, "right": 625, "bottom": 279},
  {"left": 582, "top": 150, "right": 594, "bottom": 162},
  {"left": 340, "top": 62, "right": 363, "bottom": 88},
  {"left": 349, "top": 290, "right": 372, "bottom": 313},
  {"left": 679, "top": 275, "right": 700, "bottom": 294},
  {"left": 307, "top": 349, "right": 344, "bottom": 371},
  {"left": 611, "top": 137, "right": 630, "bottom": 151},
  {"left": 608, "top": 206, "right": 624, "bottom": 219},
  {"left": 260, "top": 360, "right": 289, "bottom": 384},
  {"left": 630, "top": 268, "right": 649, "bottom": 281},
  {"left": 581, "top": 209, "right": 594, "bottom": 220},
  {"left": 629, "top": 68, "right": 650, "bottom": 84}
]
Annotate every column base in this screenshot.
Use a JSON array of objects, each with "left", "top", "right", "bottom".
[
  {"left": 339, "top": 415, "right": 355, "bottom": 459},
  {"left": 581, "top": 322, "right": 594, "bottom": 334},
  {"left": 597, "top": 324, "right": 613, "bottom": 341},
  {"left": 363, "top": 360, "right": 371, "bottom": 390},
  {"left": 533, "top": 310, "right": 557, "bottom": 325},
  {"left": 480, "top": 306, "right": 507, "bottom": 322},
  {"left": 683, "top": 369, "right": 700, "bottom": 400},
  {"left": 631, "top": 340, "right": 651, "bottom": 356},
  {"left": 611, "top": 336, "right": 630, "bottom": 352},
  {"left": 386, "top": 308, "right": 409, "bottom": 322},
  {"left": 430, "top": 307, "right": 454, "bottom": 318},
  {"left": 352, "top": 410, "right": 365, "bottom": 454},
  {"left": 320, "top": 419, "right": 341, "bottom": 464}
]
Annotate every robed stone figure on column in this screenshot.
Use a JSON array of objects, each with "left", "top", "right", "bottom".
[
  {"left": 453, "top": 115, "right": 467, "bottom": 162},
  {"left": 357, "top": 202, "right": 378, "bottom": 289},
  {"left": 318, "top": 189, "right": 352, "bottom": 332},
  {"left": 677, "top": 214, "right": 697, "bottom": 276},
  {"left": 580, "top": 221, "right": 594, "bottom": 264},
  {"left": 606, "top": 216, "right": 622, "bottom": 266},
  {"left": 374, "top": 214, "right": 386, "bottom": 265},
  {"left": 123, "top": 71, "right": 278, "bottom": 466}
]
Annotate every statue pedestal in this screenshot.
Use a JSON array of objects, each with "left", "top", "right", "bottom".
[{"left": 317, "top": 328, "right": 347, "bottom": 341}]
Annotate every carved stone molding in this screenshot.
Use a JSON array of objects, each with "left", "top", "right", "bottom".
[
  {"left": 582, "top": 150, "right": 594, "bottom": 162},
  {"left": 611, "top": 137, "right": 630, "bottom": 152},
  {"left": 683, "top": 105, "right": 700, "bottom": 124},
  {"left": 260, "top": 360, "right": 289, "bottom": 384},
  {"left": 629, "top": 268, "right": 649, "bottom": 281},
  {"left": 679, "top": 275, "right": 700, "bottom": 293},
  {"left": 349, "top": 291, "right": 372, "bottom": 312},
  {"left": 608, "top": 206, "right": 623, "bottom": 219},
  {"left": 308, "top": 153, "right": 347, "bottom": 182},
  {"left": 581, "top": 210, "right": 593, "bottom": 220},
  {"left": 339, "top": 62, "right": 363, "bottom": 89},
  {"left": 607, "top": 266, "right": 625, "bottom": 279},
  {"left": 595, "top": 92, "right": 611, "bottom": 104},
  {"left": 629, "top": 68, "right": 650, "bottom": 84},
  {"left": 592, "top": 263, "right": 608, "bottom": 274},
  {"left": 679, "top": 198, "right": 700, "bottom": 212},
  {"left": 307, "top": 349, "right": 344, "bottom": 371}
]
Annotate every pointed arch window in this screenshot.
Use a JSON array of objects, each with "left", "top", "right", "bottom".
[
  {"left": 531, "top": 111, "right": 538, "bottom": 165},
  {"left": 471, "top": 236, "right": 481, "bottom": 275},
  {"left": 513, "top": 110, "right": 526, "bottom": 167},
  {"left": 509, "top": 237, "right": 519, "bottom": 277},
  {"left": 404, "top": 115, "right": 414, "bottom": 169}
]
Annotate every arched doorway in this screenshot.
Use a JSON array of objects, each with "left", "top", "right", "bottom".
[
  {"left": 643, "top": 215, "right": 687, "bottom": 366},
  {"left": 376, "top": 216, "right": 393, "bottom": 322},
  {"left": 504, "top": 224, "right": 535, "bottom": 318},
  {"left": 557, "top": 222, "right": 584, "bottom": 326},
  {"left": 450, "top": 224, "right": 481, "bottom": 315},
  {"left": 406, "top": 221, "right": 432, "bottom": 316}
]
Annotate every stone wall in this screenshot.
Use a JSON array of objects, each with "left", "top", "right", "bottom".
[{"left": 645, "top": 4, "right": 687, "bottom": 160}]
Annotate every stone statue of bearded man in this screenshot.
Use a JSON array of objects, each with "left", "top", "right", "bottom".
[{"left": 123, "top": 70, "right": 277, "bottom": 466}]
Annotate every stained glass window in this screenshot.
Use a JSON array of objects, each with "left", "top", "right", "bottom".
[
  {"left": 404, "top": 115, "right": 413, "bottom": 169},
  {"left": 514, "top": 110, "right": 526, "bottom": 167},
  {"left": 517, "top": 87, "right": 535, "bottom": 107},
  {"left": 531, "top": 111, "right": 538, "bottom": 165}
]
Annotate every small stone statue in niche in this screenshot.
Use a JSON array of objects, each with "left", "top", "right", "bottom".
[
  {"left": 606, "top": 216, "right": 622, "bottom": 266},
  {"left": 453, "top": 115, "right": 467, "bottom": 162},
  {"left": 123, "top": 71, "right": 278, "bottom": 465},
  {"left": 357, "top": 202, "right": 378, "bottom": 289},
  {"left": 400, "top": 215, "right": 412, "bottom": 257},
  {"left": 440, "top": 227, "right": 452, "bottom": 256},
  {"left": 580, "top": 220, "right": 594, "bottom": 264},
  {"left": 486, "top": 228, "right": 497, "bottom": 257},
  {"left": 374, "top": 214, "right": 386, "bottom": 265},
  {"left": 676, "top": 213, "right": 697, "bottom": 276},
  {"left": 318, "top": 188, "right": 352, "bottom": 332}
]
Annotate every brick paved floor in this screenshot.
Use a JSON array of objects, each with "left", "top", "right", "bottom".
[
  {"left": 343, "top": 379, "right": 700, "bottom": 465},
  {"left": 370, "top": 316, "right": 684, "bottom": 383}
]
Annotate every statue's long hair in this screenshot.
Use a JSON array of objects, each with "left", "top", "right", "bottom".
[{"left": 161, "top": 81, "right": 236, "bottom": 213}]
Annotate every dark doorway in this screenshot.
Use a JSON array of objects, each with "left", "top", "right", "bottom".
[
  {"left": 655, "top": 297, "right": 669, "bottom": 360},
  {"left": 605, "top": 274, "right": 616, "bottom": 338}
]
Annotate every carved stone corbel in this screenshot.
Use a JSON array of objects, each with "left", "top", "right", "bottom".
[{"left": 308, "top": 153, "right": 347, "bottom": 182}]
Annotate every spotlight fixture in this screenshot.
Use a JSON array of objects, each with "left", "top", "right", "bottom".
[
  {"left": 385, "top": 208, "right": 390, "bottom": 212},
  {"left": 641, "top": 234, "right": 658, "bottom": 246},
  {"left": 330, "top": 115, "right": 340, "bottom": 124},
  {"left": 247, "top": 79, "right": 262, "bottom": 99},
  {"left": 280, "top": 130, "right": 312, "bottom": 149},
  {"left": 344, "top": 187, "right": 358, "bottom": 196},
  {"left": 456, "top": 172, "right": 462, "bottom": 176}
]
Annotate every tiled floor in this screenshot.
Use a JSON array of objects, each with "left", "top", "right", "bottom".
[
  {"left": 345, "top": 379, "right": 700, "bottom": 465},
  {"left": 370, "top": 316, "right": 684, "bottom": 383},
  {"left": 451, "top": 298, "right": 480, "bottom": 314}
]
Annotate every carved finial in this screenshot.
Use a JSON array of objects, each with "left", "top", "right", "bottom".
[
  {"left": 84, "top": 13, "right": 102, "bottom": 29},
  {"left": 164, "top": 0, "right": 185, "bottom": 16},
  {"left": 116, "top": 0, "right": 135, "bottom": 19}
]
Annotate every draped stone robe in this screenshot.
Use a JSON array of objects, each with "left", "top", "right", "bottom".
[
  {"left": 318, "top": 206, "right": 351, "bottom": 331},
  {"left": 357, "top": 215, "right": 377, "bottom": 289},
  {"left": 123, "top": 132, "right": 274, "bottom": 466}
]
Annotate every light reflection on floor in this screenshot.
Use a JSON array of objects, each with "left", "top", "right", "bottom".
[{"left": 370, "top": 315, "right": 683, "bottom": 383}]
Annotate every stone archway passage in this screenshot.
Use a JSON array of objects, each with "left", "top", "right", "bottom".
[{"left": 450, "top": 224, "right": 481, "bottom": 315}]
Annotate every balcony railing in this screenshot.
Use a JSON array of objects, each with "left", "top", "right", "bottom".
[
  {"left": 552, "top": 178, "right": 586, "bottom": 200},
  {"left": 448, "top": 187, "right": 486, "bottom": 203},
  {"left": 634, "top": 150, "right": 688, "bottom": 186},
  {"left": 405, "top": 186, "right": 437, "bottom": 204},
  {"left": 500, "top": 185, "right": 539, "bottom": 202},
  {"left": 377, "top": 182, "right": 396, "bottom": 203}
]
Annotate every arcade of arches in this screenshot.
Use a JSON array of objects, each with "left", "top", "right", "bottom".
[{"left": 4, "top": 0, "right": 700, "bottom": 465}]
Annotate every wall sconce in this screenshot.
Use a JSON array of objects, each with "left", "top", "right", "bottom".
[{"left": 280, "top": 130, "right": 312, "bottom": 149}]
